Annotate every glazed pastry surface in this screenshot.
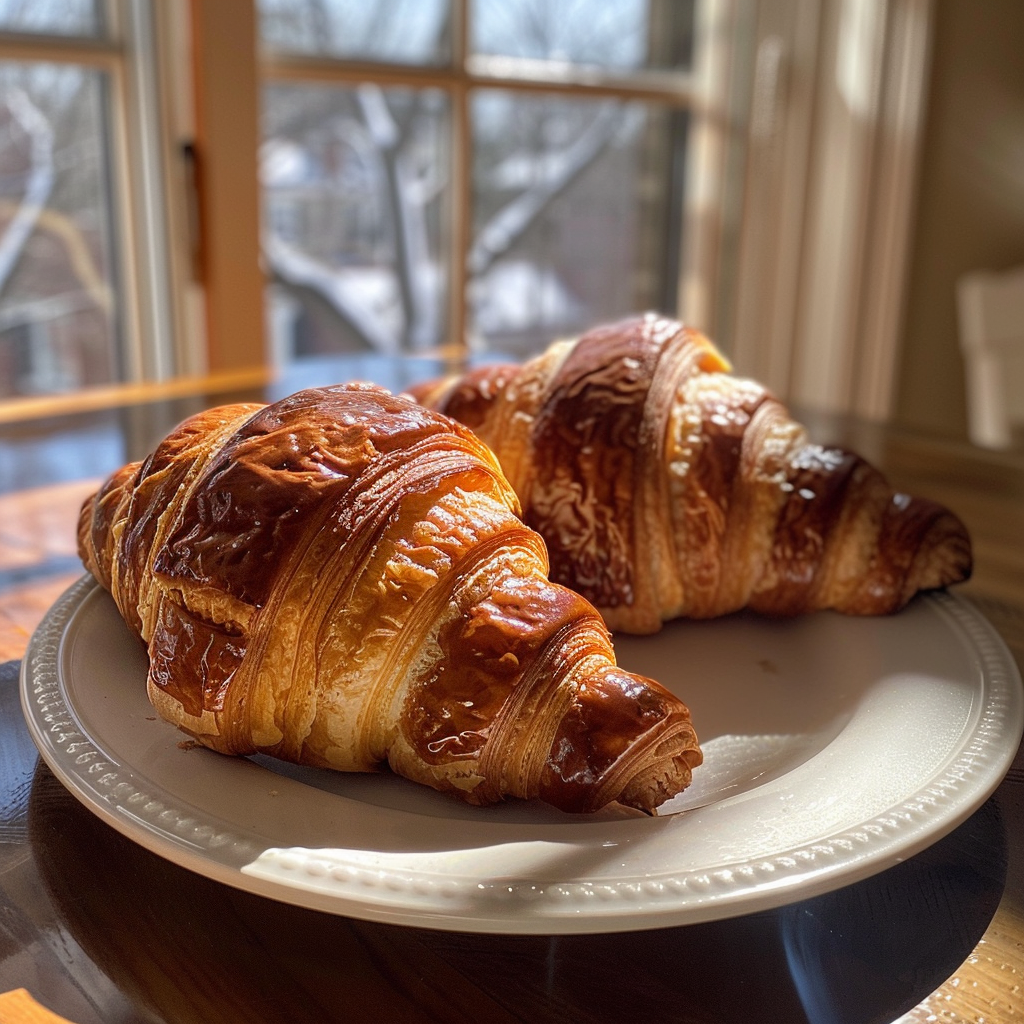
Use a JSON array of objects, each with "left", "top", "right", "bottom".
[
  {"left": 78, "top": 383, "right": 701, "bottom": 813},
  {"left": 410, "top": 315, "right": 973, "bottom": 633}
]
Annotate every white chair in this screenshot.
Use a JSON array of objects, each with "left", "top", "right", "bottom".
[{"left": 956, "top": 264, "right": 1024, "bottom": 449}]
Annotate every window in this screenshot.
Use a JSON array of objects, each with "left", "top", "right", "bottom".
[
  {"left": 0, "top": 1, "right": 936, "bottom": 427},
  {"left": 258, "top": 0, "right": 733, "bottom": 364},
  {"left": 0, "top": 0, "right": 178, "bottom": 403},
  {"left": 0, "top": 0, "right": 746, "bottom": 406}
]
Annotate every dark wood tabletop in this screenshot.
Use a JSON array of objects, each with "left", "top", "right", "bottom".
[{"left": 1, "top": 360, "right": 1022, "bottom": 1024}]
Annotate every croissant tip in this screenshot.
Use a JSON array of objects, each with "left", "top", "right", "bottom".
[
  {"left": 614, "top": 740, "right": 703, "bottom": 816},
  {"left": 907, "top": 502, "right": 974, "bottom": 596}
]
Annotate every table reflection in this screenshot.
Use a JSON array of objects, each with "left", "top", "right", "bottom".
[{"left": 21, "top": 734, "right": 1008, "bottom": 1024}]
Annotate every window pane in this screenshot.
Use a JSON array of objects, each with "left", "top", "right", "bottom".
[
  {"left": 262, "top": 83, "right": 451, "bottom": 360},
  {"left": 471, "top": 0, "right": 695, "bottom": 73},
  {"left": 0, "top": 0, "right": 101, "bottom": 37},
  {"left": 0, "top": 63, "right": 122, "bottom": 399},
  {"left": 470, "top": 90, "right": 686, "bottom": 357},
  {"left": 259, "top": 0, "right": 450, "bottom": 66}
]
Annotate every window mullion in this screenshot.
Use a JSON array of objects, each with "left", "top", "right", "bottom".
[
  {"left": 91, "top": 0, "right": 177, "bottom": 386},
  {"left": 119, "top": 0, "right": 177, "bottom": 381},
  {"left": 465, "top": 54, "right": 697, "bottom": 104},
  {"left": 0, "top": 34, "right": 120, "bottom": 67},
  {"left": 262, "top": 52, "right": 695, "bottom": 108},
  {"left": 190, "top": 0, "right": 267, "bottom": 378},
  {"left": 103, "top": 40, "right": 144, "bottom": 383},
  {"left": 449, "top": 0, "right": 469, "bottom": 358}
]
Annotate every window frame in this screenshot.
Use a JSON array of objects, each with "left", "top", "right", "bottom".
[
  {"left": 726, "top": 0, "right": 935, "bottom": 422},
  {"left": 0, "top": 0, "right": 936, "bottom": 427},
  {"left": 0, "top": 0, "right": 186, "bottom": 407}
]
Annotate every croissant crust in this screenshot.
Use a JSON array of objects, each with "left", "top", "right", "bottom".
[
  {"left": 77, "top": 382, "right": 701, "bottom": 813},
  {"left": 409, "top": 314, "right": 973, "bottom": 633}
]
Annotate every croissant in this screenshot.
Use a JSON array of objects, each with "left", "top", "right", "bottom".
[
  {"left": 409, "top": 314, "right": 973, "bottom": 634},
  {"left": 77, "top": 382, "right": 701, "bottom": 814}
]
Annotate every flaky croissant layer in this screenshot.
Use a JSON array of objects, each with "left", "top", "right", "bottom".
[
  {"left": 78, "top": 383, "right": 701, "bottom": 813},
  {"left": 409, "top": 314, "right": 973, "bottom": 633}
]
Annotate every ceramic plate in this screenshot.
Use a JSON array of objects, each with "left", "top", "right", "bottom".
[{"left": 20, "top": 575, "right": 1024, "bottom": 934}]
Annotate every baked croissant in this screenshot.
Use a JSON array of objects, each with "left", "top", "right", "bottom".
[
  {"left": 409, "top": 314, "right": 973, "bottom": 634},
  {"left": 77, "top": 382, "right": 701, "bottom": 814}
]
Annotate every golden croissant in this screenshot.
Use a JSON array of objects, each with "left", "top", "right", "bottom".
[
  {"left": 409, "top": 314, "right": 973, "bottom": 634},
  {"left": 77, "top": 382, "right": 701, "bottom": 814}
]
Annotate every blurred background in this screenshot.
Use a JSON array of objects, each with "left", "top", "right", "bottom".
[{"left": 0, "top": 0, "right": 1021, "bottom": 451}]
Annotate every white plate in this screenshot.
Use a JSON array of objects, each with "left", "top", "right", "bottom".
[{"left": 20, "top": 575, "right": 1024, "bottom": 935}]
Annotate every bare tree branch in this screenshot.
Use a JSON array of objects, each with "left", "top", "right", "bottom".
[
  {"left": 0, "top": 89, "right": 54, "bottom": 297},
  {"left": 264, "top": 233, "right": 399, "bottom": 354},
  {"left": 468, "top": 100, "right": 622, "bottom": 277},
  {"left": 356, "top": 85, "right": 440, "bottom": 351}
]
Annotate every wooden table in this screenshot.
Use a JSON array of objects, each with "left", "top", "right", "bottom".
[{"left": 1, "top": 366, "right": 1022, "bottom": 1024}]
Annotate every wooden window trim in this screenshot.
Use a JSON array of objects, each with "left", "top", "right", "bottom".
[
  {"left": 726, "top": 0, "right": 934, "bottom": 422},
  {"left": 0, "top": 0, "right": 232, "bottom": 422},
  {"left": 187, "top": 0, "right": 268, "bottom": 378}
]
